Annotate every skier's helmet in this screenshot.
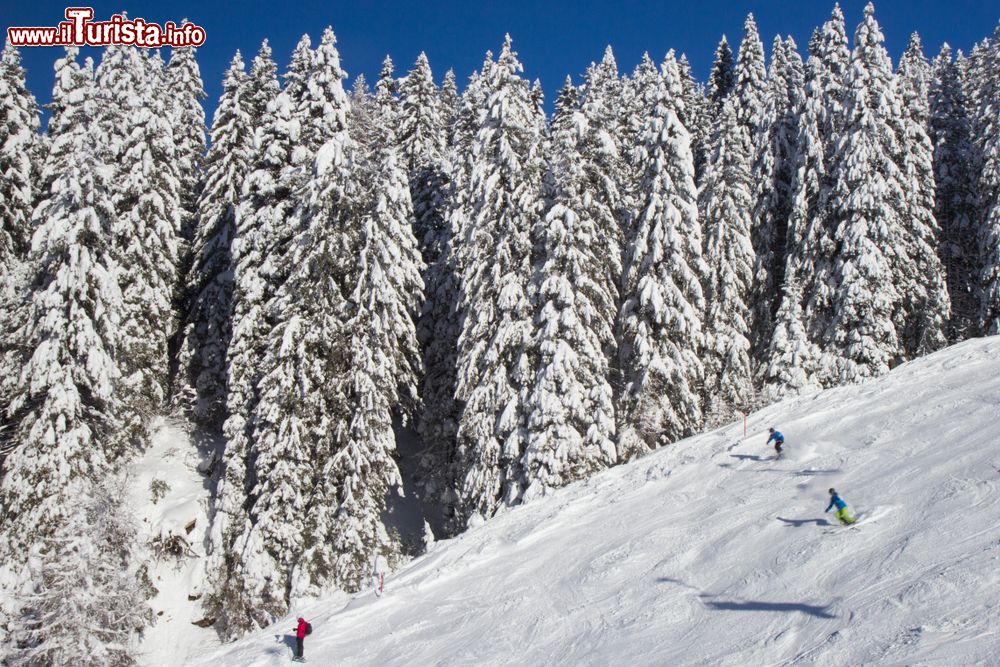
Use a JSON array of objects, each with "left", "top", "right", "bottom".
[
  {"left": 828, "top": 488, "right": 835, "bottom": 495},
  {"left": 769, "top": 427, "right": 775, "bottom": 433}
]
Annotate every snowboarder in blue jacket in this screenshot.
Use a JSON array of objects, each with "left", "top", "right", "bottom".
[
  {"left": 826, "top": 488, "right": 855, "bottom": 525},
  {"left": 766, "top": 428, "right": 784, "bottom": 457}
]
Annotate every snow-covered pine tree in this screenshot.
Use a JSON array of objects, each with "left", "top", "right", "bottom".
[
  {"left": 220, "top": 42, "right": 326, "bottom": 544},
  {"left": 396, "top": 54, "right": 459, "bottom": 527},
  {"left": 348, "top": 74, "right": 378, "bottom": 150},
  {"left": 617, "top": 51, "right": 706, "bottom": 454},
  {"left": 578, "top": 46, "right": 628, "bottom": 237},
  {"left": 0, "top": 43, "right": 40, "bottom": 439},
  {"left": 551, "top": 76, "right": 578, "bottom": 128},
  {"left": 762, "top": 276, "right": 820, "bottom": 397},
  {"left": 975, "top": 27, "right": 1000, "bottom": 333},
  {"left": 375, "top": 55, "right": 399, "bottom": 128},
  {"left": 895, "top": 32, "right": 950, "bottom": 356},
  {"left": 930, "top": 44, "right": 982, "bottom": 340},
  {"left": 750, "top": 36, "right": 804, "bottom": 369},
  {"left": 678, "top": 53, "right": 712, "bottom": 184},
  {"left": 208, "top": 90, "right": 307, "bottom": 636},
  {"left": 398, "top": 53, "right": 445, "bottom": 172},
  {"left": 166, "top": 36, "right": 207, "bottom": 279},
  {"left": 98, "top": 45, "right": 184, "bottom": 440},
  {"left": 9, "top": 480, "right": 148, "bottom": 667},
  {"left": 700, "top": 95, "right": 755, "bottom": 422},
  {"left": 283, "top": 34, "right": 314, "bottom": 105},
  {"left": 620, "top": 53, "right": 661, "bottom": 238},
  {"left": 823, "top": 3, "right": 906, "bottom": 382},
  {"left": 774, "top": 5, "right": 850, "bottom": 388},
  {"left": 0, "top": 49, "right": 124, "bottom": 562},
  {"left": 247, "top": 39, "right": 280, "bottom": 128},
  {"left": 325, "top": 128, "right": 423, "bottom": 591},
  {"left": 732, "top": 14, "right": 772, "bottom": 368},
  {"left": 440, "top": 68, "right": 459, "bottom": 145},
  {"left": 708, "top": 35, "right": 736, "bottom": 110},
  {"left": 522, "top": 81, "right": 618, "bottom": 500},
  {"left": 298, "top": 28, "right": 350, "bottom": 154},
  {"left": 178, "top": 52, "right": 254, "bottom": 427},
  {"left": 453, "top": 36, "right": 544, "bottom": 522},
  {"left": 0, "top": 43, "right": 39, "bottom": 271},
  {"left": 207, "top": 33, "right": 355, "bottom": 631},
  {"left": 415, "top": 60, "right": 494, "bottom": 532},
  {"left": 398, "top": 52, "right": 449, "bottom": 262}
]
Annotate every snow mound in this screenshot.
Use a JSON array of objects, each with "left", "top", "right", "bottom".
[{"left": 175, "top": 338, "right": 1000, "bottom": 666}]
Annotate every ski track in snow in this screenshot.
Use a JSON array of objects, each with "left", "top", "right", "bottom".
[{"left": 143, "top": 338, "right": 1000, "bottom": 666}]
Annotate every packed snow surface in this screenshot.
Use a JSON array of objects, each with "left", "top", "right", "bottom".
[{"left": 157, "top": 338, "right": 1000, "bottom": 665}]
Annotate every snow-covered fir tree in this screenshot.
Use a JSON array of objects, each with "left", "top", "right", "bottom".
[
  {"left": 732, "top": 14, "right": 773, "bottom": 366},
  {"left": 206, "top": 35, "right": 348, "bottom": 634},
  {"left": 0, "top": 43, "right": 39, "bottom": 272},
  {"left": 8, "top": 480, "right": 148, "bottom": 667},
  {"left": 762, "top": 276, "right": 820, "bottom": 396},
  {"left": 348, "top": 74, "right": 380, "bottom": 149},
  {"left": 734, "top": 14, "right": 769, "bottom": 124},
  {"left": 974, "top": 27, "right": 1000, "bottom": 333},
  {"left": 398, "top": 52, "right": 449, "bottom": 260},
  {"left": 620, "top": 53, "right": 661, "bottom": 234},
  {"left": 208, "top": 90, "right": 307, "bottom": 636},
  {"left": 895, "top": 31, "right": 950, "bottom": 356},
  {"left": 283, "top": 34, "right": 314, "bottom": 104},
  {"left": 0, "top": 43, "right": 40, "bottom": 435},
  {"left": 415, "top": 60, "right": 496, "bottom": 531},
  {"left": 770, "top": 5, "right": 850, "bottom": 390},
  {"left": 453, "top": 37, "right": 545, "bottom": 522},
  {"left": 440, "top": 68, "right": 460, "bottom": 144},
  {"left": 575, "top": 47, "right": 628, "bottom": 403},
  {"left": 398, "top": 53, "right": 446, "bottom": 172},
  {"left": 617, "top": 51, "right": 706, "bottom": 454},
  {"left": 700, "top": 95, "right": 756, "bottom": 421},
  {"left": 325, "top": 128, "right": 423, "bottom": 591},
  {"left": 178, "top": 52, "right": 254, "bottom": 426},
  {"left": 930, "top": 44, "right": 982, "bottom": 340},
  {"left": 708, "top": 35, "right": 736, "bottom": 109},
  {"left": 578, "top": 46, "right": 628, "bottom": 237},
  {"left": 375, "top": 55, "right": 399, "bottom": 127},
  {"left": 166, "top": 32, "right": 207, "bottom": 245},
  {"left": 678, "top": 53, "right": 712, "bottom": 184},
  {"left": 522, "top": 81, "right": 618, "bottom": 500},
  {"left": 0, "top": 49, "right": 124, "bottom": 563},
  {"left": 823, "top": 3, "right": 908, "bottom": 382},
  {"left": 98, "top": 46, "right": 184, "bottom": 440},
  {"left": 750, "top": 36, "right": 804, "bottom": 368},
  {"left": 218, "top": 42, "right": 328, "bottom": 552},
  {"left": 271, "top": 29, "right": 357, "bottom": 593},
  {"left": 248, "top": 40, "right": 280, "bottom": 126},
  {"left": 297, "top": 28, "right": 350, "bottom": 154}
]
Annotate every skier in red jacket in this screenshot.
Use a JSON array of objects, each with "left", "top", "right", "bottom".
[{"left": 293, "top": 617, "right": 308, "bottom": 662}]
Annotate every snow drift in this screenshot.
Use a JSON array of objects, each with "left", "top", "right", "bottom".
[{"left": 152, "top": 337, "right": 1000, "bottom": 666}]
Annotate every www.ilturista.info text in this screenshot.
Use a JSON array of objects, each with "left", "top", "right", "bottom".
[{"left": 7, "top": 8, "right": 206, "bottom": 48}]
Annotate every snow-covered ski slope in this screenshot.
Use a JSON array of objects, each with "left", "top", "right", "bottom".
[{"left": 193, "top": 338, "right": 1000, "bottom": 666}]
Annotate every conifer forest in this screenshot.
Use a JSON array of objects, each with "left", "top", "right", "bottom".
[{"left": 0, "top": 3, "right": 999, "bottom": 661}]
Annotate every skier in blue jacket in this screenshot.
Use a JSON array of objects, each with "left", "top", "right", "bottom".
[
  {"left": 826, "top": 488, "right": 855, "bottom": 525},
  {"left": 766, "top": 428, "right": 784, "bottom": 457}
]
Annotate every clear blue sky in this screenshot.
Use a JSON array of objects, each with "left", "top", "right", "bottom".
[{"left": 3, "top": 0, "right": 998, "bottom": 125}]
